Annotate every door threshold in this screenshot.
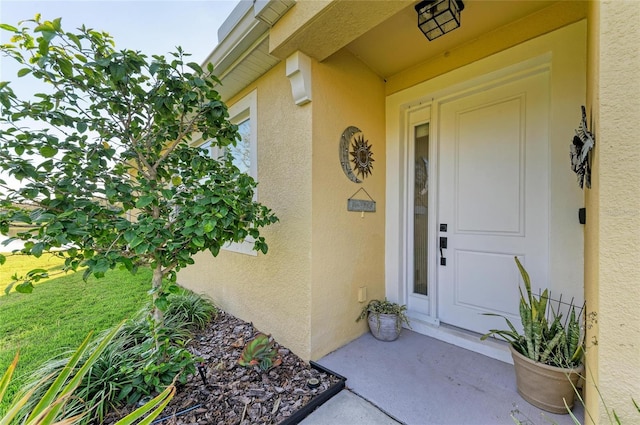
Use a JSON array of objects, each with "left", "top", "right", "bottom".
[{"left": 406, "top": 316, "right": 513, "bottom": 364}]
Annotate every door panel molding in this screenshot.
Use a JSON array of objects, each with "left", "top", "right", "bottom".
[
  {"left": 454, "top": 95, "right": 526, "bottom": 236},
  {"left": 437, "top": 68, "right": 550, "bottom": 335}
]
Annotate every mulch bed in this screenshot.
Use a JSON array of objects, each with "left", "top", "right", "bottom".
[{"left": 104, "top": 311, "right": 343, "bottom": 425}]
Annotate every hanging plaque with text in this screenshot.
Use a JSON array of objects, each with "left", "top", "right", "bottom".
[{"left": 347, "top": 199, "right": 376, "bottom": 213}]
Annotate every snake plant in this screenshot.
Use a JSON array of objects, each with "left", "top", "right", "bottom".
[{"left": 481, "top": 257, "right": 584, "bottom": 368}]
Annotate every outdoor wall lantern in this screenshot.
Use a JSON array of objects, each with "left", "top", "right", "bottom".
[{"left": 415, "top": 0, "right": 465, "bottom": 41}]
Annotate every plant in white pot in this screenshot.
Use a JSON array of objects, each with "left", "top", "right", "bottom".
[
  {"left": 356, "top": 299, "right": 411, "bottom": 341},
  {"left": 481, "top": 257, "right": 584, "bottom": 414}
]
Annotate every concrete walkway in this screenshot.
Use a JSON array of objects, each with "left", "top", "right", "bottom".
[
  {"left": 299, "top": 390, "right": 401, "bottom": 425},
  {"left": 306, "top": 330, "right": 584, "bottom": 425}
]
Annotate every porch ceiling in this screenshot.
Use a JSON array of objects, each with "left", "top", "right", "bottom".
[{"left": 345, "top": 0, "right": 556, "bottom": 79}]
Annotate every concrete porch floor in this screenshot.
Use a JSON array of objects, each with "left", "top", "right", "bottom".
[{"left": 315, "top": 329, "right": 584, "bottom": 425}]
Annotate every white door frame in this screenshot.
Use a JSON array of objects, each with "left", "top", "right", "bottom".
[
  {"left": 385, "top": 54, "right": 552, "bottom": 364},
  {"left": 403, "top": 103, "right": 439, "bottom": 325}
]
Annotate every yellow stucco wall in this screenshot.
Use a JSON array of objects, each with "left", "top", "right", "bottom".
[
  {"left": 309, "top": 49, "right": 387, "bottom": 360},
  {"left": 584, "top": 1, "right": 640, "bottom": 423},
  {"left": 583, "top": 2, "right": 600, "bottom": 421},
  {"left": 178, "top": 61, "right": 314, "bottom": 359},
  {"left": 178, "top": 49, "right": 386, "bottom": 361}
]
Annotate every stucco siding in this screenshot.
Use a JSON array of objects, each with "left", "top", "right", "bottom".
[
  {"left": 309, "top": 49, "right": 386, "bottom": 360},
  {"left": 585, "top": 1, "right": 640, "bottom": 423},
  {"left": 583, "top": 2, "right": 600, "bottom": 421},
  {"left": 178, "top": 61, "right": 314, "bottom": 360}
]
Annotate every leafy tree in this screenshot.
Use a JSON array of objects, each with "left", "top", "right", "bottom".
[{"left": 0, "top": 16, "right": 278, "bottom": 327}]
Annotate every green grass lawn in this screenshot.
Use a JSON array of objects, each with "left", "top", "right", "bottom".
[
  {"left": 0, "top": 252, "right": 67, "bottom": 294},
  {"left": 0, "top": 256, "right": 152, "bottom": 413}
]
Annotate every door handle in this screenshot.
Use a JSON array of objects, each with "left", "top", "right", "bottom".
[{"left": 439, "top": 237, "right": 447, "bottom": 266}]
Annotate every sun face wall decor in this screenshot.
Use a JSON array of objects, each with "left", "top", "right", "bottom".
[{"left": 339, "top": 126, "right": 374, "bottom": 183}]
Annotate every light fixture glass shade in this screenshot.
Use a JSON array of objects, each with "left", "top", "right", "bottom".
[{"left": 415, "top": 0, "right": 463, "bottom": 41}]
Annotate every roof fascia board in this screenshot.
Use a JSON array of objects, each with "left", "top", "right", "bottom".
[
  {"left": 204, "top": 0, "right": 294, "bottom": 77},
  {"left": 205, "top": 5, "right": 270, "bottom": 74},
  {"left": 216, "top": 32, "right": 271, "bottom": 82},
  {"left": 254, "top": 0, "right": 296, "bottom": 27},
  {"left": 218, "top": 0, "right": 254, "bottom": 42}
]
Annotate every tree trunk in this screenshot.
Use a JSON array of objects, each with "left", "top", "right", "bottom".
[{"left": 151, "top": 264, "right": 164, "bottom": 327}]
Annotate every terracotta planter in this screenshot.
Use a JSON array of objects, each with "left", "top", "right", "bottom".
[
  {"left": 367, "top": 313, "right": 401, "bottom": 341},
  {"left": 510, "top": 345, "right": 583, "bottom": 414}
]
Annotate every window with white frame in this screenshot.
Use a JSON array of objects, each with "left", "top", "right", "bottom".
[
  {"left": 199, "top": 90, "right": 258, "bottom": 255},
  {"left": 229, "top": 90, "right": 258, "bottom": 182}
]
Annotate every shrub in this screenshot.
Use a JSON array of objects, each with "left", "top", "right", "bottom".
[
  {"left": 0, "top": 322, "right": 175, "bottom": 425},
  {"left": 13, "top": 290, "right": 216, "bottom": 424}
]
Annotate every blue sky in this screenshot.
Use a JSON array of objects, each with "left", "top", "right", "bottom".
[{"left": 0, "top": 1, "right": 240, "bottom": 62}]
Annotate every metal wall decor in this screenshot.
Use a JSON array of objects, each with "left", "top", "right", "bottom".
[
  {"left": 339, "top": 126, "right": 374, "bottom": 183},
  {"left": 570, "top": 105, "right": 595, "bottom": 189}
]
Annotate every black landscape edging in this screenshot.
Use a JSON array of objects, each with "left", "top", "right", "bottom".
[{"left": 278, "top": 361, "right": 347, "bottom": 425}]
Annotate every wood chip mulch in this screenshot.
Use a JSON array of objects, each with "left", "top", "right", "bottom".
[{"left": 104, "top": 311, "right": 342, "bottom": 425}]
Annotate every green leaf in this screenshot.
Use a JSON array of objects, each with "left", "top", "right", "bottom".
[
  {"left": 15, "top": 282, "right": 34, "bottom": 294},
  {"left": 26, "top": 268, "right": 48, "bottom": 277},
  {"left": 68, "top": 33, "right": 82, "bottom": 49},
  {"left": 155, "top": 296, "right": 169, "bottom": 311},
  {"left": 0, "top": 24, "right": 18, "bottom": 32},
  {"left": 31, "top": 242, "right": 44, "bottom": 257},
  {"left": 39, "top": 146, "right": 58, "bottom": 158},
  {"left": 77, "top": 121, "right": 87, "bottom": 133},
  {"left": 136, "top": 196, "right": 154, "bottom": 208},
  {"left": 202, "top": 220, "right": 214, "bottom": 233},
  {"left": 149, "top": 62, "right": 160, "bottom": 75},
  {"left": 17, "top": 68, "right": 32, "bottom": 77},
  {"left": 0, "top": 351, "right": 19, "bottom": 403},
  {"left": 186, "top": 62, "right": 202, "bottom": 73},
  {"left": 166, "top": 284, "right": 180, "bottom": 294},
  {"left": 58, "top": 57, "right": 73, "bottom": 77},
  {"left": 134, "top": 242, "right": 150, "bottom": 255},
  {"left": 0, "top": 254, "right": 5, "bottom": 265},
  {"left": 114, "top": 385, "right": 175, "bottom": 425},
  {"left": 128, "top": 236, "right": 143, "bottom": 248},
  {"left": 123, "top": 230, "right": 136, "bottom": 244},
  {"left": 40, "top": 30, "right": 56, "bottom": 42},
  {"left": 51, "top": 18, "right": 63, "bottom": 31}
]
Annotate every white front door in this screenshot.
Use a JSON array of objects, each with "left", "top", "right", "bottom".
[{"left": 436, "top": 69, "right": 550, "bottom": 335}]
